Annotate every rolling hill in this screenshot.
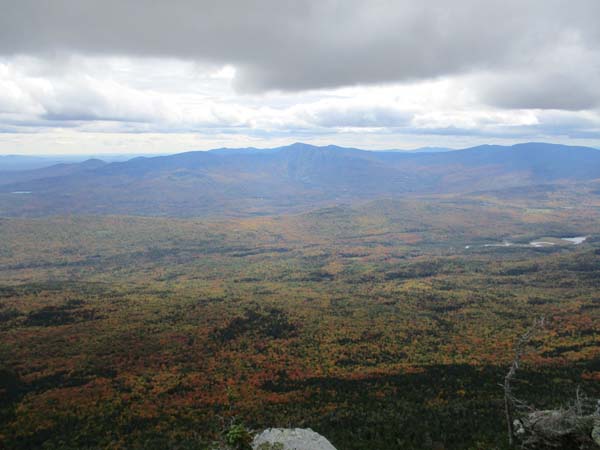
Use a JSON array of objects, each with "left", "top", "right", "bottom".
[{"left": 1, "top": 142, "right": 599, "bottom": 217}]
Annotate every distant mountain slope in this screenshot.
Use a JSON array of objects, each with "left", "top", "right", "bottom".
[
  {"left": 405, "top": 146, "right": 455, "bottom": 153},
  {"left": 0, "top": 155, "right": 72, "bottom": 171},
  {"left": 0, "top": 142, "right": 599, "bottom": 217},
  {"left": 0, "top": 159, "right": 107, "bottom": 186}
]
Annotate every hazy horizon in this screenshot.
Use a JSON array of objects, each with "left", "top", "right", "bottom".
[{"left": 2, "top": 140, "right": 600, "bottom": 160}]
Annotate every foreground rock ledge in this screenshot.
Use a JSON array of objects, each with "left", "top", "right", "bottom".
[{"left": 252, "top": 428, "right": 337, "bottom": 450}]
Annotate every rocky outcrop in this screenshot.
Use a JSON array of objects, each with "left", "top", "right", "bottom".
[
  {"left": 252, "top": 428, "right": 337, "bottom": 450},
  {"left": 515, "top": 410, "right": 600, "bottom": 449}
]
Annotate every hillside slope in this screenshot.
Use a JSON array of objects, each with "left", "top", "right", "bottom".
[{"left": 1, "top": 142, "right": 599, "bottom": 217}]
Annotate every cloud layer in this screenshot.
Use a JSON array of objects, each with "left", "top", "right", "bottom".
[{"left": 0, "top": 0, "right": 599, "bottom": 153}]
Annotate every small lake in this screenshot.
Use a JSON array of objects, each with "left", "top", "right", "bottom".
[
  {"left": 529, "top": 241, "right": 555, "bottom": 247},
  {"left": 466, "top": 236, "right": 588, "bottom": 250},
  {"left": 483, "top": 242, "right": 514, "bottom": 247},
  {"left": 561, "top": 236, "right": 587, "bottom": 244}
]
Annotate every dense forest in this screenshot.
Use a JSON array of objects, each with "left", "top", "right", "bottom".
[{"left": 1, "top": 190, "right": 599, "bottom": 449}]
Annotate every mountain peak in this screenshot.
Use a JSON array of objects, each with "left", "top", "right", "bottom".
[
  {"left": 3, "top": 142, "right": 600, "bottom": 218},
  {"left": 285, "top": 142, "right": 320, "bottom": 150}
]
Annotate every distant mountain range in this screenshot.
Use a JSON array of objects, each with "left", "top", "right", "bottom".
[
  {"left": 404, "top": 146, "right": 455, "bottom": 153},
  {"left": 0, "top": 155, "right": 75, "bottom": 171},
  {"left": 1, "top": 142, "right": 599, "bottom": 217},
  {"left": 0, "top": 153, "right": 164, "bottom": 171}
]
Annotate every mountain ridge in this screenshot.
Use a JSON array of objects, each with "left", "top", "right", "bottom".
[{"left": 1, "top": 142, "right": 599, "bottom": 218}]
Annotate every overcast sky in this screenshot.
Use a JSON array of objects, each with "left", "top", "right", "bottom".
[{"left": 1, "top": 0, "right": 599, "bottom": 154}]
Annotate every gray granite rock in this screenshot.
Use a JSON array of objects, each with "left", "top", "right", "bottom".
[{"left": 252, "top": 428, "right": 337, "bottom": 450}]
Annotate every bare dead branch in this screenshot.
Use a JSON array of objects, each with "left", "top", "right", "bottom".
[
  {"left": 503, "top": 316, "right": 600, "bottom": 449},
  {"left": 504, "top": 316, "right": 545, "bottom": 446}
]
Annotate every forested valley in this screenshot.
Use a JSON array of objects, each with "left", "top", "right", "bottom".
[{"left": 1, "top": 191, "right": 599, "bottom": 449}]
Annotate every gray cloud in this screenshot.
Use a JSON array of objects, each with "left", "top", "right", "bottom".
[
  {"left": 2, "top": 0, "right": 600, "bottom": 152},
  {"left": 482, "top": 73, "right": 600, "bottom": 111},
  {"left": 2, "top": 0, "right": 600, "bottom": 101}
]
